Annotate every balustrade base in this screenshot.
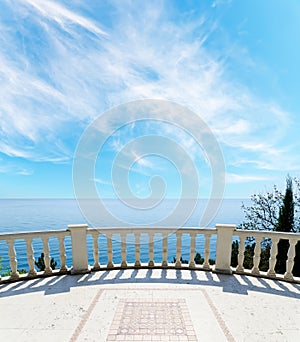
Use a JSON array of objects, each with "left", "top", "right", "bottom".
[
  {"left": 213, "top": 266, "right": 233, "bottom": 275},
  {"left": 70, "top": 266, "right": 91, "bottom": 275}
]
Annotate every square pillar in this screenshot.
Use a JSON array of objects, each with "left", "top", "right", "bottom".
[
  {"left": 214, "top": 224, "right": 236, "bottom": 274},
  {"left": 68, "top": 224, "right": 91, "bottom": 274}
]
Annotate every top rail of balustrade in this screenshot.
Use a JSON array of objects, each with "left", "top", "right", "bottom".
[
  {"left": 0, "top": 229, "right": 70, "bottom": 241},
  {"left": 87, "top": 227, "right": 217, "bottom": 235},
  {"left": 235, "top": 229, "right": 300, "bottom": 241}
]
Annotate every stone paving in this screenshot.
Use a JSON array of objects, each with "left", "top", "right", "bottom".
[{"left": 0, "top": 269, "right": 299, "bottom": 341}]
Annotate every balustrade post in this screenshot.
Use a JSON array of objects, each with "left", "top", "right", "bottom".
[
  {"left": 7, "top": 239, "right": 19, "bottom": 280},
  {"left": 252, "top": 237, "right": 262, "bottom": 275},
  {"left": 106, "top": 233, "right": 114, "bottom": 268},
  {"left": 236, "top": 236, "right": 246, "bottom": 273},
  {"left": 267, "top": 237, "right": 279, "bottom": 278},
  {"left": 134, "top": 233, "right": 141, "bottom": 267},
  {"left": 189, "top": 233, "right": 196, "bottom": 268},
  {"left": 203, "top": 234, "right": 211, "bottom": 270},
  {"left": 92, "top": 232, "right": 100, "bottom": 270},
  {"left": 42, "top": 237, "right": 52, "bottom": 275},
  {"left": 26, "top": 238, "right": 37, "bottom": 277},
  {"left": 175, "top": 232, "right": 182, "bottom": 268},
  {"left": 58, "top": 236, "right": 68, "bottom": 272},
  {"left": 68, "top": 224, "right": 90, "bottom": 274},
  {"left": 121, "top": 233, "right": 127, "bottom": 268},
  {"left": 284, "top": 239, "right": 297, "bottom": 281},
  {"left": 148, "top": 233, "right": 154, "bottom": 267},
  {"left": 214, "top": 224, "right": 235, "bottom": 274},
  {"left": 161, "top": 232, "right": 168, "bottom": 267}
]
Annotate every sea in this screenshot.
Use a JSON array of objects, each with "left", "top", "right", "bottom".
[{"left": 0, "top": 198, "right": 249, "bottom": 272}]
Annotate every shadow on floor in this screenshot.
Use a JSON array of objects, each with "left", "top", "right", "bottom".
[{"left": 0, "top": 268, "right": 299, "bottom": 300}]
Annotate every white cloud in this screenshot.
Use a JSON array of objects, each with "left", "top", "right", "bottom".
[
  {"left": 226, "top": 173, "right": 270, "bottom": 184},
  {"left": 0, "top": 0, "right": 297, "bottom": 175},
  {"left": 22, "top": 0, "right": 107, "bottom": 36}
]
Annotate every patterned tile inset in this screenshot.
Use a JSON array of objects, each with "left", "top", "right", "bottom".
[{"left": 107, "top": 299, "right": 197, "bottom": 341}]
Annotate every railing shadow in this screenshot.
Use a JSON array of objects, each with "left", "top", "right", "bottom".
[{"left": 0, "top": 268, "right": 299, "bottom": 300}]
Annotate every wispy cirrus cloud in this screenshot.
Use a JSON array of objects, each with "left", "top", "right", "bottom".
[{"left": 0, "top": 0, "right": 298, "bottom": 181}]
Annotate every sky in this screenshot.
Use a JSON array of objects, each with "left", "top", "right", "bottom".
[{"left": 0, "top": 0, "right": 300, "bottom": 200}]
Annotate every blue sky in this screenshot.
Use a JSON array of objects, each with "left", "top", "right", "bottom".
[{"left": 0, "top": 0, "right": 300, "bottom": 199}]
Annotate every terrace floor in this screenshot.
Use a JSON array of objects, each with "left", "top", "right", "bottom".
[{"left": 0, "top": 269, "right": 299, "bottom": 342}]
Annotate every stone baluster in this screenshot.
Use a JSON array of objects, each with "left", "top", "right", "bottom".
[
  {"left": 26, "top": 238, "right": 37, "bottom": 276},
  {"left": 92, "top": 232, "right": 100, "bottom": 270},
  {"left": 134, "top": 233, "right": 141, "bottom": 267},
  {"left": 148, "top": 232, "right": 154, "bottom": 267},
  {"left": 7, "top": 239, "right": 19, "bottom": 280},
  {"left": 236, "top": 236, "right": 246, "bottom": 273},
  {"left": 284, "top": 238, "right": 297, "bottom": 281},
  {"left": 161, "top": 232, "right": 168, "bottom": 267},
  {"left": 42, "top": 237, "right": 52, "bottom": 275},
  {"left": 203, "top": 234, "right": 211, "bottom": 270},
  {"left": 189, "top": 233, "right": 196, "bottom": 268},
  {"left": 121, "top": 233, "right": 127, "bottom": 268},
  {"left": 251, "top": 237, "right": 262, "bottom": 275},
  {"left": 58, "top": 236, "right": 67, "bottom": 272},
  {"left": 107, "top": 233, "right": 114, "bottom": 268},
  {"left": 267, "top": 237, "right": 279, "bottom": 277},
  {"left": 175, "top": 232, "right": 182, "bottom": 268}
]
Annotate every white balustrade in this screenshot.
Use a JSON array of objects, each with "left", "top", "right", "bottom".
[
  {"left": 1, "top": 225, "right": 300, "bottom": 284},
  {"left": 235, "top": 230, "right": 300, "bottom": 281},
  {"left": 0, "top": 230, "right": 70, "bottom": 281}
]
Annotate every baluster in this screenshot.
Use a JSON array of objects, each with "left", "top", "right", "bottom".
[
  {"left": 284, "top": 239, "right": 297, "bottom": 281},
  {"left": 189, "top": 233, "right": 196, "bottom": 268},
  {"left": 58, "top": 236, "right": 67, "bottom": 272},
  {"left": 203, "top": 234, "right": 211, "bottom": 270},
  {"left": 236, "top": 236, "right": 246, "bottom": 273},
  {"left": 148, "top": 232, "right": 154, "bottom": 267},
  {"left": 134, "top": 233, "right": 141, "bottom": 267},
  {"left": 175, "top": 232, "right": 182, "bottom": 268},
  {"left": 161, "top": 232, "right": 168, "bottom": 267},
  {"left": 7, "top": 239, "right": 19, "bottom": 280},
  {"left": 26, "top": 238, "right": 37, "bottom": 276},
  {"left": 107, "top": 234, "right": 114, "bottom": 268},
  {"left": 267, "top": 237, "right": 279, "bottom": 277},
  {"left": 251, "top": 237, "right": 262, "bottom": 275},
  {"left": 42, "top": 237, "right": 52, "bottom": 275},
  {"left": 92, "top": 232, "right": 100, "bottom": 270},
  {"left": 120, "top": 233, "right": 127, "bottom": 268}
]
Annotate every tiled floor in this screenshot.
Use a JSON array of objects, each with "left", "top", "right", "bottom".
[
  {"left": 107, "top": 299, "right": 197, "bottom": 341},
  {"left": 0, "top": 269, "right": 299, "bottom": 342}
]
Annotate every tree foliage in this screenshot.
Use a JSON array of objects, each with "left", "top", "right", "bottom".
[
  {"left": 239, "top": 176, "right": 300, "bottom": 276},
  {"left": 239, "top": 185, "right": 283, "bottom": 231},
  {"left": 35, "top": 252, "right": 57, "bottom": 271}
]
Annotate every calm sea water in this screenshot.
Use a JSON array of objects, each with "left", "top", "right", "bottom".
[{"left": 0, "top": 199, "right": 248, "bottom": 272}]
